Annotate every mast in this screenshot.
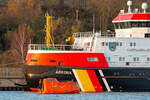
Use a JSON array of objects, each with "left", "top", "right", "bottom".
[
  {"left": 93, "top": 13, "right": 95, "bottom": 34},
  {"left": 46, "top": 12, "right": 55, "bottom": 48}
]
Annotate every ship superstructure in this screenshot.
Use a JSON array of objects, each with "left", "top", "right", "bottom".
[
  {"left": 73, "top": 1, "right": 150, "bottom": 67},
  {"left": 25, "top": 1, "right": 150, "bottom": 92}
]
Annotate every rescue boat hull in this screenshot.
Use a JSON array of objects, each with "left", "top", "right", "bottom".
[{"left": 37, "top": 78, "right": 80, "bottom": 94}]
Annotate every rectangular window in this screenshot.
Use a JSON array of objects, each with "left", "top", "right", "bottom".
[
  {"left": 134, "top": 42, "right": 136, "bottom": 46},
  {"left": 133, "top": 57, "right": 136, "bottom": 62},
  {"left": 147, "top": 58, "right": 150, "bottom": 61},
  {"left": 106, "top": 42, "right": 108, "bottom": 46},
  {"left": 119, "top": 57, "right": 122, "bottom": 61},
  {"left": 49, "top": 60, "right": 56, "bottom": 62},
  {"left": 102, "top": 42, "right": 105, "bottom": 46},
  {"left": 137, "top": 57, "right": 139, "bottom": 61},
  {"left": 87, "top": 57, "right": 98, "bottom": 62},
  {"left": 130, "top": 42, "right": 136, "bottom": 47},
  {"left": 119, "top": 57, "right": 125, "bottom": 61},
  {"left": 130, "top": 43, "right": 132, "bottom": 46},
  {"left": 117, "top": 42, "right": 119, "bottom": 46},
  {"left": 31, "top": 59, "right": 38, "bottom": 62},
  {"left": 120, "top": 42, "right": 122, "bottom": 46},
  {"left": 106, "top": 57, "right": 111, "bottom": 62},
  {"left": 133, "top": 57, "right": 139, "bottom": 62}
]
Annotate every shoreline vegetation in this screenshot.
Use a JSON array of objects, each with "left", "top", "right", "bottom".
[{"left": 0, "top": 0, "right": 149, "bottom": 66}]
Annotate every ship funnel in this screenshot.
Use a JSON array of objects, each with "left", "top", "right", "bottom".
[
  {"left": 142, "top": 2, "right": 148, "bottom": 13},
  {"left": 127, "top": 0, "right": 132, "bottom": 13}
]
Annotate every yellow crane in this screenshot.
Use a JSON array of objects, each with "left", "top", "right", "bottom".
[{"left": 46, "top": 12, "right": 55, "bottom": 48}]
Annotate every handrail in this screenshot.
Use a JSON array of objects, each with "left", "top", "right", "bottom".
[
  {"left": 28, "top": 44, "right": 83, "bottom": 51},
  {"left": 73, "top": 32, "right": 115, "bottom": 38}
]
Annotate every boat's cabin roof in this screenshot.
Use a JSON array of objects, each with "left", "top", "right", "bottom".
[{"left": 113, "top": 13, "right": 150, "bottom": 22}]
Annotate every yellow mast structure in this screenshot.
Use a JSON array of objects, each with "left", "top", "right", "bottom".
[{"left": 46, "top": 12, "right": 55, "bottom": 48}]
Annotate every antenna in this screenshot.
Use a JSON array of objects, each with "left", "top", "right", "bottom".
[
  {"left": 142, "top": 2, "right": 148, "bottom": 13},
  {"left": 76, "top": 9, "right": 79, "bottom": 22},
  {"left": 93, "top": 13, "right": 95, "bottom": 34},
  {"left": 127, "top": 0, "right": 132, "bottom": 13}
]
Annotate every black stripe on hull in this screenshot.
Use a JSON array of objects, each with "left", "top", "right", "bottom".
[
  {"left": 102, "top": 68, "right": 150, "bottom": 92},
  {"left": 24, "top": 65, "right": 150, "bottom": 92},
  {"left": 95, "top": 70, "right": 107, "bottom": 91}
]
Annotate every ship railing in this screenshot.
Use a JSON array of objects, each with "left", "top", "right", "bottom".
[
  {"left": 73, "top": 32, "right": 94, "bottom": 38},
  {"left": 73, "top": 32, "right": 115, "bottom": 38},
  {"left": 99, "top": 34, "right": 115, "bottom": 38},
  {"left": 109, "top": 62, "right": 150, "bottom": 66},
  {"left": 28, "top": 44, "right": 83, "bottom": 51}
]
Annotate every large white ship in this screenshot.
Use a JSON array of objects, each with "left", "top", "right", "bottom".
[{"left": 24, "top": 1, "right": 150, "bottom": 92}]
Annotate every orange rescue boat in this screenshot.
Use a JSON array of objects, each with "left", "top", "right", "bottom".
[{"left": 34, "top": 78, "right": 80, "bottom": 94}]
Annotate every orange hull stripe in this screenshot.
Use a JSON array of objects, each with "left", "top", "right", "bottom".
[{"left": 87, "top": 70, "right": 103, "bottom": 92}]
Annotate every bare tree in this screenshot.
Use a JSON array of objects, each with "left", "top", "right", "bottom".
[{"left": 11, "top": 24, "right": 33, "bottom": 63}]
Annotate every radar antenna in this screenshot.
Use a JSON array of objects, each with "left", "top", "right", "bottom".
[
  {"left": 142, "top": 2, "right": 148, "bottom": 13},
  {"left": 127, "top": 0, "right": 132, "bottom": 13}
]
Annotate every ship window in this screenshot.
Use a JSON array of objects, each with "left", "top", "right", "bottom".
[
  {"left": 138, "top": 22, "right": 142, "bottom": 27},
  {"left": 137, "top": 57, "right": 139, "bottom": 61},
  {"left": 133, "top": 57, "right": 139, "bottom": 62},
  {"left": 120, "top": 42, "right": 122, "bottom": 46},
  {"left": 147, "top": 22, "right": 150, "bottom": 27},
  {"left": 133, "top": 58, "right": 136, "bottom": 61},
  {"left": 102, "top": 42, "right": 105, "bottom": 46},
  {"left": 130, "top": 43, "right": 132, "bottom": 46},
  {"left": 142, "top": 22, "right": 146, "bottom": 27},
  {"left": 124, "top": 22, "right": 128, "bottom": 28},
  {"left": 116, "top": 42, "right": 122, "bottom": 46},
  {"left": 116, "top": 42, "right": 118, "bottom": 46},
  {"left": 31, "top": 46, "right": 34, "bottom": 50},
  {"left": 87, "top": 57, "right": 98, "bottom": 62},
  {"left": 124, "top": 22, "right": 130, "bottom": 28},
  {"left": 107, "top": 57, "right": 111, "bottom": 61},
  {"left": 114, "top": 23, "right": 119, "bottom": 29},
  {"left": 145, "top": 33, "right": 150, "bottom": 38},
  {"left": 119, "top": 57, "right": 125, "bottom": 61},
  {"left": 131, "top": 22, "right": 150, "bottom": 27},
  {"left": 120, "top": 23, "right": 124, "bottom": 29},
  {"left": 130, "top": 42, "right": 136, "bottom": 47},
  {"left": 106, "top": 42, "right": 108, "bottom": 46},
  {"left": 119, "top": 57, "right": 122, "bottom": 61},
  {"left": 31, "top": 59, "right": 38, "bottom": 62},
  {"left": 114, "top": 22, "right": 150, "bottom": 29},
  {"left": 134, "top": 42, "right": 136, "bottom": 46},
  {"left": 35, "top": 46, "right": 38, "bottom": 50},
  {"left": 48, "top": 79, "right": 54, "bottom": 82},
  {"left": 147, "top": 58, "right": 150, "bottom": 61},
  {"left": 50, "top": 60, "right": 56, "bottom": 62},
  {"left": 131, "top": 22, "right": 138, "bottom": 27}
]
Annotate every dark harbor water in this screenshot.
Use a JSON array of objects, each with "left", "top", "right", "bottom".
[{"left": 0, "top": 91, "right": 150, "bottom": 100}]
